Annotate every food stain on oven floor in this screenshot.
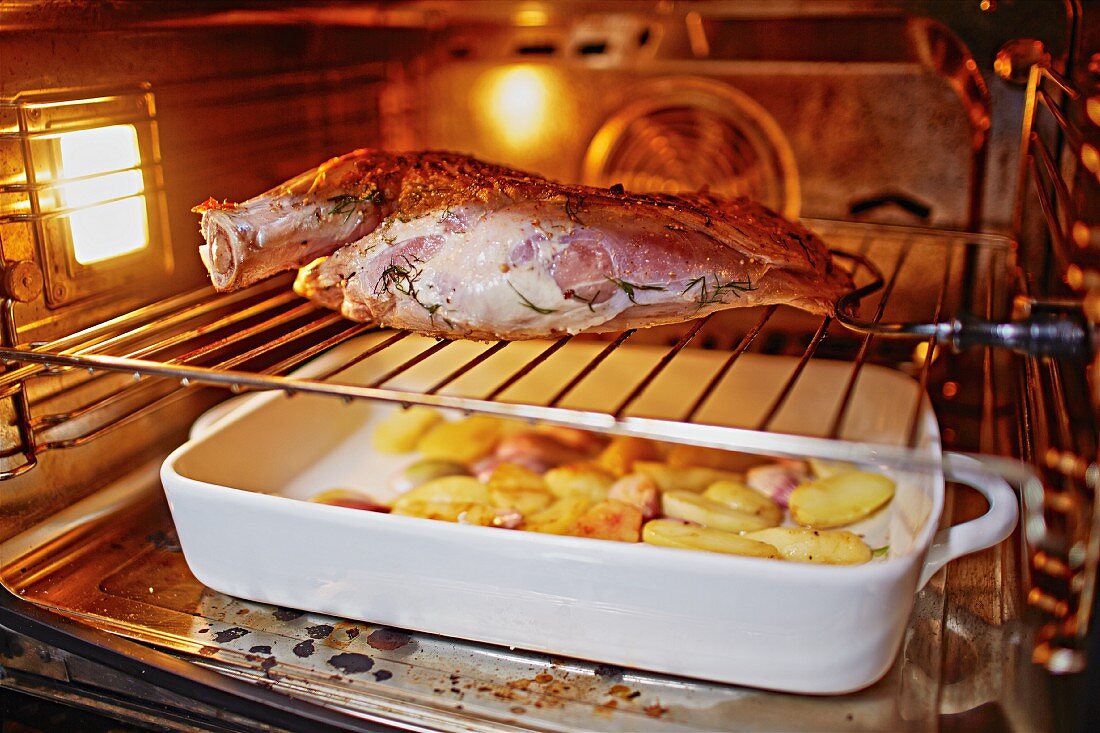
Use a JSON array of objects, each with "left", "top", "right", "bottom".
[
  {"left": 93, "top": 516, "right": 688, "bottom": 727},
  {"left": 305, "top": 623, "right": 335, "bottom": 639},
  {"left": 327, "top": 652, "right": 375, "bottom": 674},
  {"left": 366, "top": 627, "right": 414, "bottom": 651},
  {"left": 211, "top": 627, "right": 250, "bottom": 643},
  {"left": 259, "top": 656, "right": 278, "bottom": 677}
]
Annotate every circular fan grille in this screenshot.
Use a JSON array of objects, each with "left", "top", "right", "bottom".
[{"left": 583, "top": 78, "right": 799, "bottom": 218}]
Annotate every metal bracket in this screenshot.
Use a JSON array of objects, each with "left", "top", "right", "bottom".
[{"left": 833, "top": 251, "right": 1093, "bottom": 358}]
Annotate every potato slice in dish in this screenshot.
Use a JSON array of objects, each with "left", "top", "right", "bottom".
[
  {"left": 788, "top": 471, "right": 896, "bottom": 528},
  {"left": 643, "top": 520, "right": 779, "bottom": 558},
  {"left": 746, "top": 527, "right": 872, "bottom": 565},
  {"left": 703, "top": 480, "right": 782, "bottom": 525},
  {"left": 661, "top": 491, "right": 776, "bottom": 533}
]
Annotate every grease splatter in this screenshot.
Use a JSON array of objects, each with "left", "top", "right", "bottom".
[
  {"left": 366, "top": 628, "right": 412, "bottom": 651},
  {"left": 212, "top": 627, "right": 249, "bottom": 644},
  {"left": 328, "top": 652, "right": 375, "bottom": 674},
  {"left": 609, "top": 684, "right": 635, "bottom": 699},
  {"left": 644, "top": 702, "right": 669, "bottom": 718}
]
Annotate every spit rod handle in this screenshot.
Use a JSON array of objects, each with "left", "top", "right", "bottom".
[{"left": 944, "top": 312, "right": 1093, "bottom": 357}]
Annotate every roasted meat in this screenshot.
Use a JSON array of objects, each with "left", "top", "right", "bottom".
[{"left": 196, "top": 149, "right": 852, "bottom": 340}]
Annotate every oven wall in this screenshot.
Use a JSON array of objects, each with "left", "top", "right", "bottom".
[{"left": 0, "top": 18, "right": 425, "bottom": 543}]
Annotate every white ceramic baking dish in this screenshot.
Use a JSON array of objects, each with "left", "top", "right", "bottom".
[{"left": 161, "top": 334, "right": 1017, "bottom": 694}]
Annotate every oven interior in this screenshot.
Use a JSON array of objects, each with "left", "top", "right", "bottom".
[{"left": 0, "top": 2, "right": 1096, "bottom": 731}]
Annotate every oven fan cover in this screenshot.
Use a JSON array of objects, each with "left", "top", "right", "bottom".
[{"left": 582, "top": 77, "right": 800, "bottom": 220}]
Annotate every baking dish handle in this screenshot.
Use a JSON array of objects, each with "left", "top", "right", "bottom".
[{"left": 918, "top": 452, "right": 1019, "bottom": 589}]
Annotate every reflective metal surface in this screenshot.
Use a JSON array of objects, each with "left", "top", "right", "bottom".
[{"left": 0, "top": 456, "right": 1047, "bottom": 732}]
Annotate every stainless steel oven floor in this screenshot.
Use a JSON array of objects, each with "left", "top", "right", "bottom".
[{"left": 0, "top": 459, "right": 1050, "bottom": 733}]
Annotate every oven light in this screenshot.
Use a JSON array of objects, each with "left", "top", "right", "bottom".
[
  {"left": 477, "top": 66, "right": 554, "bottom": 149},
  {"left": 56, "top": 124, "right": 149, "bottom": 264}
]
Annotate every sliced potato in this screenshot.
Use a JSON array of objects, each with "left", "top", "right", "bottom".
[
  {"left": 310, "top": 489, "right": 389, "bottom": 512},
  {"left": 416, "top": 415, "right": 503, "bottom": 463},
  {"left": 389, "top": 458, "right": 469, "bottom": 494},
  {"left": 391, "top": 476, "right": 490, "bottom": 514},
  {"left": 661, "top": 491, "right": 777, "bottom": 532},
  {"left": 808, "top": 458, "right": 856, "bottom": 479},
  {"left": 571, "top": 500, "right": 644, "bottom": 542},
  {"left": 487, "top": 463, "right": 547, "bottom": 493},
  {"left": 490, "top": 488, "right": 552, "bottom": 515},
  {"left": 633, "top": 461, "right": 741, "bottom": 493},
  {"left": 643, "top": 520, "right": 779, "bottom": 558},
  {"left": 372, "top": 406, "right": 443, "bottom": 453},
  {"left": 745, "top": 527, "right": 872, "bottom": 565},
  {"left": 454, "top": 504, "right": 499, "bottom": 526},
  {"left": 392, "top": 475, "right": 495, "bottom": 523},
  {"left": 544, "top": 462, "right": 616, "bottom": 501},
  {"left": 788, "top": 471, "right": 896, "bottom": 528},
  {"left": 522, "top": 496, "right": 591, "bottom": 535},
  {"left": 597, "top": 437, "right": 661, "bottom": 476},
  {"left": 666, "top": 445, "right": 765, "bottom": 472},
  {"left": 703, "top": 480, "right": 783, "bottom": 525},
  {"left": 485, "top": 462, "right": 553, "bottom": 514},
  {"left": 392, "top": 500, "right": 482, "bottom": 522}
]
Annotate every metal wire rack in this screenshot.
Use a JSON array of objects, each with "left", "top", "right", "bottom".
[
  {"left": 0, "top": 219, "right": 1011, "bottom": 482},
  {"left": 1011, "top": 64, "right": 1099, "bottom": 673}
]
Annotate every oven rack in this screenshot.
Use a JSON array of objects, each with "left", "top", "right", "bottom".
[
  {"left": 0, "top": 219, "right": 1010, "bottom": 482},
  {"left": 1012, "top": 64, "right": 1099, "bottom": 673}
]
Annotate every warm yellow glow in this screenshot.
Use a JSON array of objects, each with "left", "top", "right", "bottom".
[
  {"left": 60, "top": 170, "right": 143, "bottom": 208},
  {"left": 59, "top": 125, "right": 141, "bottom": 177},
  {"left": 67, "top": 198, "right": 148, "bottom": 264},
  {"left": 477, "top": 66, "right": 555, "bottom": 149},
  {"left": 911, "top": 341, "right": 940, "bottom": 368},
  {"left": 514, "top": 7, "right": 548, "bottom": 26},
  {"left": 56, "top": 124, "right": 148, "bottom": 264},
  {"left": 1084, "top": 144, "right": 1100, "bottom": 181}
]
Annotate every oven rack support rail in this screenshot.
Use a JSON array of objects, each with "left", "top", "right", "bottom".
[{"left": 1010, "top": 63, "right": 1099, "bottom": 673}]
